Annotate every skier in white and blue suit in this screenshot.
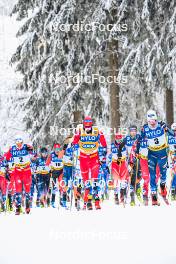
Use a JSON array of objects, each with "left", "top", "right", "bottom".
[{"left": 137, "top": 110, "right": 174, "bottom": 205}]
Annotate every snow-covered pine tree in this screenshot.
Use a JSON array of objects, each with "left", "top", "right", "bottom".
[
  {"left": 11, "top": 0, "right": 176, "bottom": 145},
  {"left": 10, "top": 0, "right": 128, "bottom": 145},
  {"left": 118, "top": 0, "right": 176, "bottom": 125}
]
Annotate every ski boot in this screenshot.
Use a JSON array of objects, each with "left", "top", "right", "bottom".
[
  {"left": 95, "top": 200, "right": 101, "bottom": 210},
  {"left": 171, "top": 189, "right": 175, "bottom": 201},
  {"left": 160, "top": 183, "right": 167, "bottom": 198},
  {"left": 40, "top": 199, "right": 45, "bottom": 208},
  {"left": 94, "top": 196, "right": 101, "bottom": 210},
  {"left": 114, "top": 193, "right": 119, "bottom": 205},
  {"left": 51, "top": 202, "right": 56, "bottom": 208},
  {"left": 26, "top": 199, "right": 30, "bottom": 214},
  {"left": 120, "top": 188, "right": 126, "bottom": 204},
  {"left": 1, "top": 203, "right": 5, "bottom": 212},
  {"left": 47, "top": 197, "right": 50, "bottom": 207},
  {"left": 8, "top": 194, "right": 13, "bottom": 211},
  {"left": 87, "top": 199, "right": 93, "bottom": 210},
  {"left": 36, "top": 199, "right": 40, "bottom": 208},
  {"left": 15, "top": 206, "right": 21, "bottom": 215},
  {"left": 143, "top": 195, "right": 148, "bottom": 206},
  {"left": 75, "top": 198, "right": 81, "bottom": 211},
  {"left": 83, "top": 202, "right": 87, "bottom": 210},
  {"left": 130, "top": 192, "right": 135, "bottom": 206},
  {"left": 151, "top": 192, "right": 160, "bottom": 206}
]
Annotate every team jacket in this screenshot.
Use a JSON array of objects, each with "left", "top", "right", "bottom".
[
  {"left": 5, "top": 144, "right": 33, "bottom": 171},
  {"left": 63, "top": 143, "right": 74, "bottom": 166},
  {"left": 46, "top": 151, "right": 64, "bottom": 171},
  {"left": 139, "top": 122, "right": 174, "bottom": 152},
  {"left": 36, "top": 157, "right": 50, "bottom": 175},
  {"left": 72, "top": 126, "right": 107, "bottom": 156},
  {"left": 139, "top": 139, "right": 148, "bottom": 159}
]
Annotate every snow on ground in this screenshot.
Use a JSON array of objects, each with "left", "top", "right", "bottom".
[{"left": 0, "top": 198, "right": 176, "bottom": 264}]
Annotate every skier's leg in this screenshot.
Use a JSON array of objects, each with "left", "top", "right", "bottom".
[
  {"left": 38, "top": 174, "right": 45, "bottom": 207},
  {"left": 171, "top": 172, "right": 176, "bottom": 200},
  {"left": 45, "top": 174, "right": 50, "bottom": 206},
  {"left": 80, "top": 155, "right": 90, "bottom": 208},
  {"left": 112, "top": 161, "right": 119, "bottom": 204},
  {"left": 0, "top": 177, "right": 7, "bottom": 212},
  {"left": 157, "top": 149, "right": 168, "bottom": 197},
  {"left": 130, "top": 161, "right": 136, "bottom": 206},
  {"left": 148, "top": 151, "right": 159, "bottom": 205},
  {"left": 14, "top": 171, "right": 23, "bottom": 214},
  {"left": 136, "top": 160, "right": 142, "bottom": 201},
  {"left": 140, "top": 158, "right": 149, "bottom": 197},
  {"left": 119, "top": 160, "right": 128, "bottom": 203},
  {"left": 148, "top": 151, "right": 158, "bottom": 192},
  {"left": 23, "top": 170, "right": 32, "bottom": 213},
  {"left": 51, "top": 173, "right": 57, "bottom": 208},
  {"left": 91, "top": 155, "right": 101, "bottom": 209},
  {"left": 30, "top": 175, "right": 35, "bottom": 207}
]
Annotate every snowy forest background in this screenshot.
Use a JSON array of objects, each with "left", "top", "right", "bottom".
[{"left": 0, "top": 0, "right": 176, "bottom": 150}]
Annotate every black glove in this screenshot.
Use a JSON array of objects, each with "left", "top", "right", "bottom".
[
  {"left": 5, "top": 171, "right": 10, "bottom": 181},
  {"left": 26, "top": 145, "right": 33, "bottom": 152},
  {"left": 63, "top": 144, "right": 68, "bottom": 150},
  {"left": 160, "top": 121, "right": 167, "bottom": 130}
]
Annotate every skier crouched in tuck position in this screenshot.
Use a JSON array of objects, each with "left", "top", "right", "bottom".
[
  {"left": 110, "top": 134, "right": 129, "bottom": 205},
  {"left": 5, "top": 136, "right": 33, "bottom": 215},
  {"left": 137, "top": 110, "right": 174, "bottom": 205},
  {"left": 72, "top": 116, "right": 107, "bottom": 210},
  {"left": 46, "top": 144, "right": 64, "bottom": 208}
]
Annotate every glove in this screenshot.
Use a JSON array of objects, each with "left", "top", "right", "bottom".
[
  {"left": 63, "top": 144, "right": 68, "bottom": 150},
  {"left": 26, "top": 145, "right": 33, "bottom": 152},
  {"left": 5, "top": 171, "right": 10, "bottom": 181},
  {"left": 160, "top": 121, "right": 167, "bottom": 130}
]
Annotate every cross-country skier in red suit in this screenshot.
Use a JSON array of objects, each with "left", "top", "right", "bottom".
[
  {"left": 72, "top": 116, "right": 107, "bottom": 210},
  {"left": 5, "top": 136, "right": 33, "bottom": 215}
]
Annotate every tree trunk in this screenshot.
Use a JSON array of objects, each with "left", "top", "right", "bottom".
[
  {"left": 165, "top": 89, "right": 173, "bottom": 126},
  {"left": 109, "top": 39, "right": 120, "bottom": 142},
  {"left": 73, "top": 110, "right": 82, "bottom": 125}
]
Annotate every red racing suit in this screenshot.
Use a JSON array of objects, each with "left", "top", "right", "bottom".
[
  {"left": 72, "top": 126, "right": 107, "bottom": 183},
  {"left": 5, "top": 144, "right": 33, "bottom": 194}
]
